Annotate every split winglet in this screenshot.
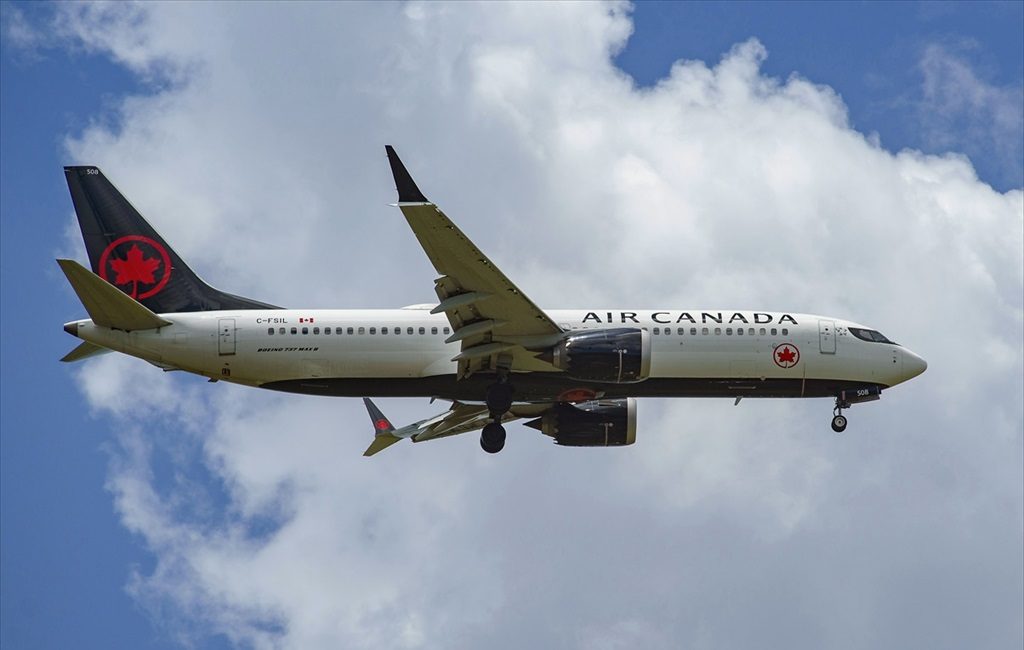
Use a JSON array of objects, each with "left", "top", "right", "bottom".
[
  {"left": 385, "top": 145, "right": 429, "bottom": 203},
  {"left": 362, "top": 397, "right": 402, "bottom": 457},
  {"left": 57, "top": 258, "right": 171, "bottom": 331}
]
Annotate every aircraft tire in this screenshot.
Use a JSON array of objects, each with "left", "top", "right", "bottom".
[
  {"left": 481, "top": 422, "right": 506, "bottom": 454},
  {"left": 831, "top": 414, "right": 848, "bottom": 433}
]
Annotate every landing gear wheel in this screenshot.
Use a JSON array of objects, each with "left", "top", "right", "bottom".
[
  {"left": 831, "top": 414, "right": 848, "bottom": 433},
  {"left": 486, "top": 382, "right": 513, "bottom": 415},
  {"left": 480, "top": 422, "right": 506, "bottom": 454}
]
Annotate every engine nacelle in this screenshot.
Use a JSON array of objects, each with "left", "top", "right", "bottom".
[
  {"left": 545, "top": 328, "right": 651, "bottom": 383},
  {"left": 525, "top": 398, "right": 637, "bottom": 447}
]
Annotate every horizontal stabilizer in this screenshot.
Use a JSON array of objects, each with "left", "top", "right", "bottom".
[
  {"left": 57, "top": 259, "right": 172, "bottom": 331},
  {"left": 60, "top": 341, "right": 111, "bottom": 363}
]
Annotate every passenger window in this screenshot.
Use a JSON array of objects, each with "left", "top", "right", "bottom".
[
  {"left": 677, "top": 328, "right": 684, "bottom": 335},
  {"left": 357, "top": 327, "right": 364, "bottom": 335},
  {"left": 782, "top": 328, "right": 789, "bottom": 336},
  {"left": 279, "top": 327, "right": 285, "bottom": 335},
  {"left": 715, "top": 327, "right": 722, "bottom": 335},
  {"left": 267, "top": 328, "right": 274, "bottom": 335},
  {"left": 653, "top": 327, "right": 660, "bottom": 335},
  {"left": 691, "top": 327, "right": 697, "bottom": 335},
  {"left": 771, "top": 328, "right": 778, "bottom": 336},
  {"left": 419, "top": 327, "right": 426, "bottom": 335},
  {"left": 313, "top": 327, "right": 320, "bottom": 335},
  {"left": 369, "top": 327, "right": 376, "bottom": 335},
  {"left": 726, "top": 328, "right": 733, "bottom": 335},
  {"left": 290, "top": 327, "right": 297, "bottom": 335},
  {"left": 759, "top": 328, "right": 766, "bottom": 335},
  {"left": 407, "top": 327, "right": 414, "bottom": 335},
  {"left": 382, "top": 327, "right": 388, "bottom": 334},
  {"left": 302, "top": 327, "right": 308, "bottom": 335},
  {"left": 324, "top": 327, "right": 331, "bottom": 335},
  {"left": 702, "top": 327, "right": 709, "bottom": 335},
  {"left": 737, "top": 328, "right": 743, "bottom": 335},
  {"left": 395, "top": 328, "right": 401, "bottom": 335},
  {"left": 431, "top": 327, "right": 438, "bottom": 335},
  {"left": 748, "top": 328, "right": 754, "bottom": 335},
  {"left": 444, "top": 327, "right": 450, "bottom": 335},
  {"left": 348, "top": 327, "right": 355, "bottom": 335}
]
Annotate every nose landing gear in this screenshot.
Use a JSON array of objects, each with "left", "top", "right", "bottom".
[
  {"left": 831, "top": 413, "right": 848, "bottom": 433},
  {"left": 831, "top": 395, "right": 850, "bottom": 433}
]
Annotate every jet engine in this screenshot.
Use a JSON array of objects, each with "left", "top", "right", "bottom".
[
  {"left": 541, "top": 328, "right": 651, "bottom": 383},
  {"left": 525, "top": 398, "right": 637, "bottom": 447}
]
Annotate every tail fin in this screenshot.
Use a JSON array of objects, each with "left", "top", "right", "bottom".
[
  {"left": 64, "top": 166, "right": 281, "bottom": 314},
  {"left": 362, "top": 398, "right": 402, "bottom": 456}
]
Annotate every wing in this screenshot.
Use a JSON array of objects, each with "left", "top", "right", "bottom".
[
  {"left": 362, "top": 399, "right": 554, "bottom": 455},
  {"left": 385, "top": 146, "right": 563, "bottom": 379}
]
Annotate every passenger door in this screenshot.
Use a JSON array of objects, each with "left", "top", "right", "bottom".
[
  {"left": 218, "top": 318, "right": 236, "bottom": 356},
  {"left": 818, "top": 319, "right": 836, "bottom": 354}
]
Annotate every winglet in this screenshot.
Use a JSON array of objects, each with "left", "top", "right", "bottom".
[
  {"left": 57, "top": 259, "right": 172, "bottom": 331},
  {"left": 363, "top": 397, "right": 395, "bottom": 433},
  {"left": 385, "top": 145, "right": 429, "bottom": 203},
  {"left": 362, "top": 398, "right": 402, "bottom": 457}
]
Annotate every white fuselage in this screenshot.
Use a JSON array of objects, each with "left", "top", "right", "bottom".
[{"left": 68, "top": 307, "right": 926, "bottom": 402}]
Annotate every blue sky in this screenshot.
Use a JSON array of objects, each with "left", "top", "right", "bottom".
[
  {"left": 617, "top": 1, "right": 1023, "bottom": 191},
  {"left": 1, "top": 2, "right": 1021, "bottom": 649}
]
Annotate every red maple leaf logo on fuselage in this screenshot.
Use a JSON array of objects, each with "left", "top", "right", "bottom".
[
  {"left": 109, "top": 244, "right": 161, "bottom": 299},
  {"left": 777, "top": 347, "right": 796, "bottom": 364}
]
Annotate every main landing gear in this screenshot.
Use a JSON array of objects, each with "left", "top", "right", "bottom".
[
  {"left": 831, "top": 395, "right": 850, "bottom": 433},
  {"left": 481, "top": 370, "right": 514, "bottom": 454}
]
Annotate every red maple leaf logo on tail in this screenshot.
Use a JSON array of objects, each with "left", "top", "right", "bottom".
[{"left": 109, "top": 244, "right": 162, "bottom": 299}]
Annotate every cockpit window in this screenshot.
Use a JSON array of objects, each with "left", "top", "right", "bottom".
[{"left": 849, "top": 327, "right": 895, "bottom": 344}]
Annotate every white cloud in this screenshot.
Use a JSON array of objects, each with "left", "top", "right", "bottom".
[
  {"left": 917, "top": 42, "right": 1024, "bottom": 188},
  {"left": 48, "top": 2, "right": 1022, "bottom": 649},
  {"left": 2, "top": 4, "right": 45, "bottom": 54}
]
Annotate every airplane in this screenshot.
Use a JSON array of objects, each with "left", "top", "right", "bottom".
[{"left": 58, "top": 146, "right": 927, "bottom": 455}]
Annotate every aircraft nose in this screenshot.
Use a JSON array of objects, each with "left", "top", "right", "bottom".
[{"left": 902, "top": 349, "right": 927, "bottom": 381}]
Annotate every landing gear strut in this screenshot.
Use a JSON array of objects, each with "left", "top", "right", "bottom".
[
  {"left": 481, "top": 361, "right": 514, "bottom": 454},
  {"left": 831, "top": 395, "right": 850, "bottom": 433}
]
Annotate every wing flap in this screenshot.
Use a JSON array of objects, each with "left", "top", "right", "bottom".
[{"left": 412, "top": 402, "right": 553, "bottom": 443}]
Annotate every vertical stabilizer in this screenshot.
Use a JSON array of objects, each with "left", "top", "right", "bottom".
[{"left": 64, "top": 166, "right": 280, "bottom": 313}]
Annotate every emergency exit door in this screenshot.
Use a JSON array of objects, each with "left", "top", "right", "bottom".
[
  {"left": 819, "top": 319, "right": 836, "bottom": 354},
  {"left": 218, "top": 319, "right": 236, "bottom": 356}
]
